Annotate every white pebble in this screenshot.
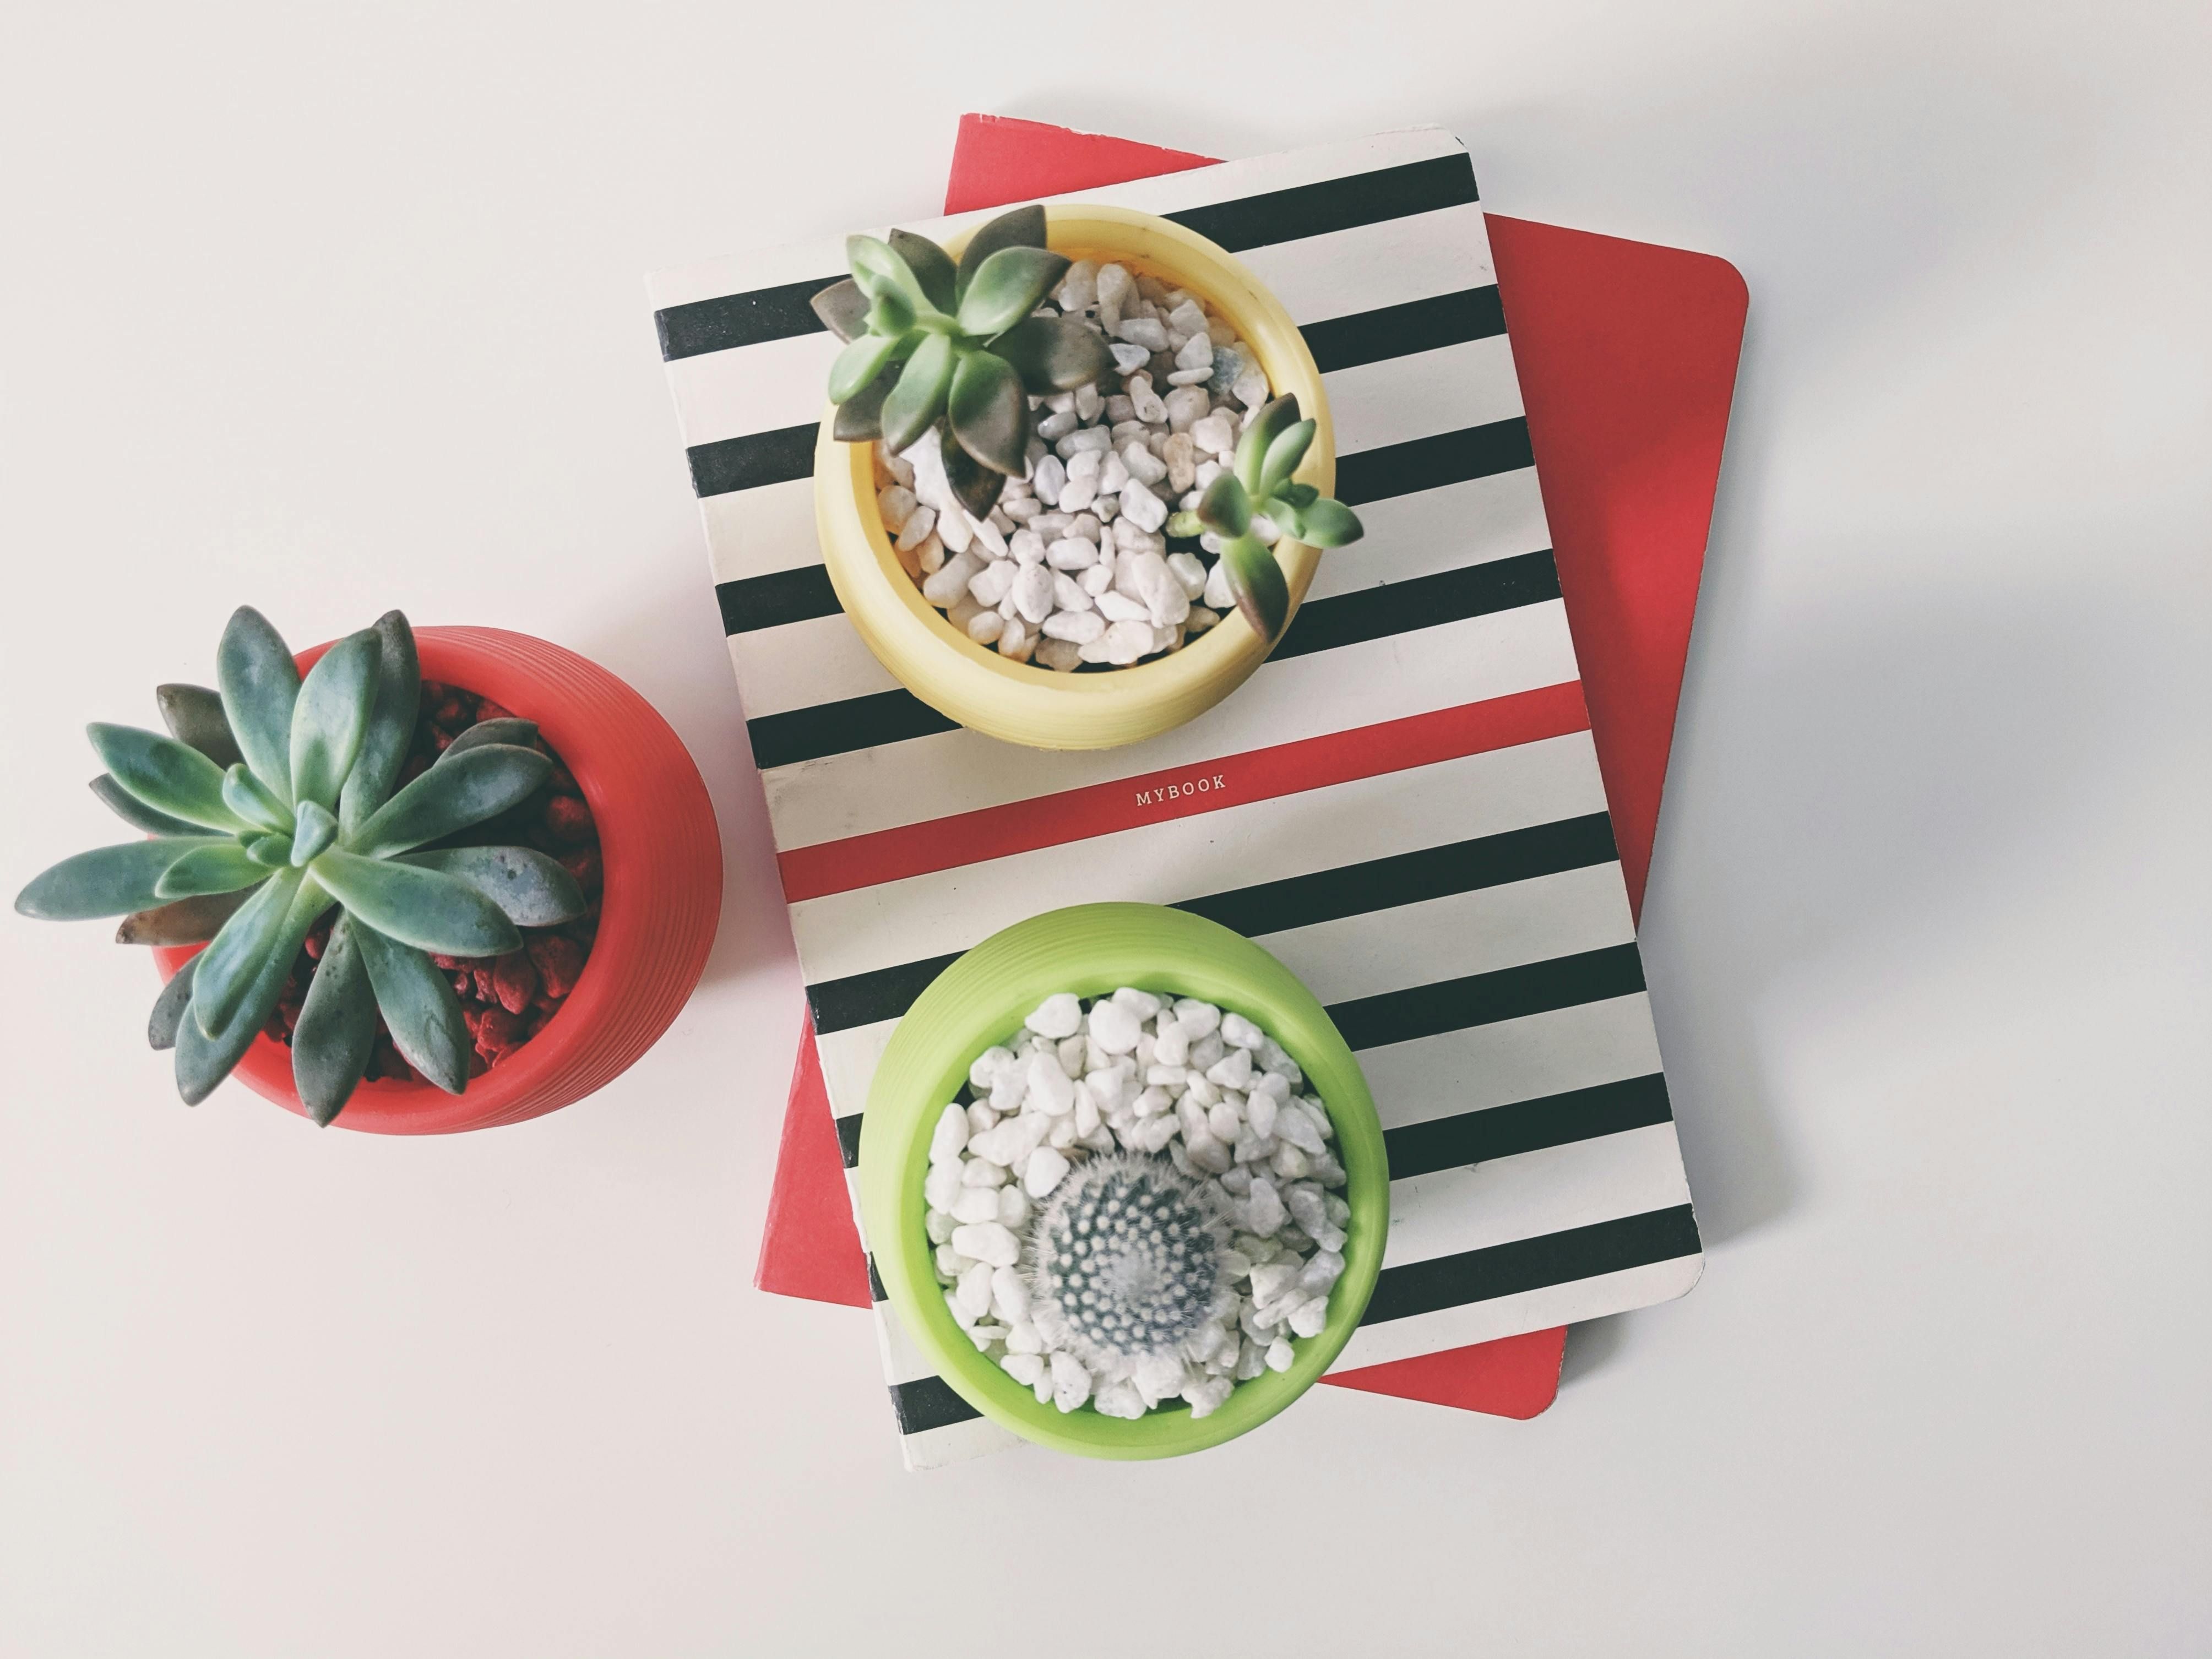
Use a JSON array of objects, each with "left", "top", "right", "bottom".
[
  {"left": 1024, "top": 1145, "right": 1070, "bottom": 1198},
  {"left": 950, "top": 1221, "right": 1020, "bottom": 1269}
]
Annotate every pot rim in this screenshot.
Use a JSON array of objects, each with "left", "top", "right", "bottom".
[{"left": 859, "top": 901, "right": 1389, "bottom": 1459}]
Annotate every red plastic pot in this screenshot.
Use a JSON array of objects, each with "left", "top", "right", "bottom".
[{"left": 153, "top": 627, "right": 721, "bottom": 1133}]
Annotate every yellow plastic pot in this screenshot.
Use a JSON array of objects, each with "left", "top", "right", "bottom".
[
  {"left": 859, "top": 903, "right": 1388, "bottom": 1459},
  {"left": 814, "top": 204, "right": 1333, "bottom": 752}
]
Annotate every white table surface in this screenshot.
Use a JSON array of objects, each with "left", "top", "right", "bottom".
[{"left": 3, "top": 3, "right": 2205, "bottom": 1653}]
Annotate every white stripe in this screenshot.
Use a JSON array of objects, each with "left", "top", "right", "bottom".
[
  {"left": 1380, "top": 1123, "right": 1692, "bottom": 1271},
  {"left": 1327, "top": 336, "right": 1525, "bottom": 458},
  {"left": 666, "top": 330, "right": 834, "bottom": 454},
  {"left": 764, "top": 598, "right": 1582, "bottom": 852},
  {"left": 702, "top": 478, "right": 818, "bottom": 585},
  {"left": 816, "top": 1018, "right": 898, "bottom": 1122},
  {"left": 731, "top": 611, "right": 900, "bottom": 720},
  {"left": 1329, "top": 1253, "right": 1703, "bottom": 1373},
  {"left": 1236, "top": 203, "right": 1495, "bottom": 327},
  {"left": 898, "top": 1410, "right": 1024, "bottom": 1471},
  {"left": 1361, "top": 993, "right": 1666, "bottom": 1132},
  {"left": 790, "top": 730, "right": 1608, "bottom": 984},
  {"left": 1302, "top": 467, "right": 1550, "bottom": 603},
  {"left": 1257, "top": 861, "right": 1635, "bottom": 1005}
]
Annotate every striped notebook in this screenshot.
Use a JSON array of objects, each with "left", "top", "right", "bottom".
[{"left": 650, "top": 127, "right": 1703, "bottom": 1469}]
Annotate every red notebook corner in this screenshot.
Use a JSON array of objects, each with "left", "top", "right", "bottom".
[{"left": 753, "top": 114, "right": 1746, "bottom": 1423}]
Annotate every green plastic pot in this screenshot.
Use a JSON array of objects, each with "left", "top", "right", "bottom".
[{"left": 859, "top": 902, "right": 1389, "bottom": 1459}]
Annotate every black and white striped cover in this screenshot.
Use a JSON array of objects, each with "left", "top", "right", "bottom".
[{"left": 650, "top": 128, "right": 1702, "bottom": 1469}]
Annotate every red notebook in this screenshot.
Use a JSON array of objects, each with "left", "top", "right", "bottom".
[{"left": 753, "top": 115, "right": 1746, "bottom": 1421}]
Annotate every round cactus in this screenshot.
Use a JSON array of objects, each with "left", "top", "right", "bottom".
[{"left": 1028, "top": 1152, "right": 1231, "bottom": 1367}]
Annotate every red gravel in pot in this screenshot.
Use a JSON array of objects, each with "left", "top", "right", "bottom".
[{"left": 261, "top": 683, "right": 601, "bottom": 1083}]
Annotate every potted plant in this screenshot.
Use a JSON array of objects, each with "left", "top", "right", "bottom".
[
  {"left": 811, "top": 204, "right": 1366, "bottom": 752},
  {"left": 859, "top": 902, "right": 1388, "bottom": 1457},
  {"left": 17, "top": 607, "right": 721, "bottom": 1133}
]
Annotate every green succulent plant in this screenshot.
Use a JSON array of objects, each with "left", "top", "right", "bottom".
[
  {"left": 1171, "top": 394, "right": 1366, "bottom": 640},
  {"left": 813, "top": 204, "right": 1113, "bottom": 521},
  {"left": 15, "top": 607, "right": 585, "bottom": 1125}
]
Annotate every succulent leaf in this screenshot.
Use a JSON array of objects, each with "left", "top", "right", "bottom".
[
  {"left": 947, "top": 349, "right": 1030, "bottom": 477},
  {"left": 1221, "top": 534, "right": 1292, "bottom": 642},
  {"left": 1274, "top": 482, "right": 1319, "bottom": 510},
  {"left": 15, "top": 837, "right": 225, "bottom": 920},
  {"left": 400, "top": 846, "right": 585, "bottom": 926},
  {"left": 955, "top": 246, "right": 1069, "bottom": 338},
  {"left": 953, "top": 205, "right": 1047, "bottom": 304},
  {"left": 290, "top": 800, "right": 339, "bottom": 865},
  {"left": 939, "top": 432, "right": 1009, "bottom": 521},
  {"left": 1289, "top": 496, "right": 1362, "bottom": 548},
  {"left": 116, "top": 889, "right": 252, "bottom": 946},
  {"left": 155, "top": 684, "right": 242, "bottom": 768},
  {"left": 309, "top": 851, "right": 522, "bottom": 958},
  {"left": 888, "top": 228, "right": 957, "bottom": 313},
  {"left": 832, "top": 363, "right": 897, "bottom": 441},
  {"left": 216, "top": 605, "right": 301, "bottom": 806},
  {"left": 291, "top": 916, "right": 377, "bottom": 1125},
  {"left": 845, "top": 235, "right": 930, "bottom": 312},
  {"left": 174, "top": 875, "right": 329, "bottom": 1105},
  {"left": 348, "top": 743, "right": 552, "bottom": 858},
  {"left": 289, "top": 628, "right": 381, "bottom": 811},
  {"left": 148, "top": 953, "right": 199, "bottom": 1051},
  {"left": 437, "top": 717, "right": 537, "bottom": 762},
  {"left": 1195, "top": 472, "right": 1252, "bottom": 539},
  {"left": 338, "top": 612, "right": 420, "bottom": 836},
  {"left": 991, "top": 314, "right": 1115, "bottom": 395},
  {"left": 351, "top": 922, "right": 471, "bottom": 1094},
  {"left": 191, "top": 867, "right": 312, "bottom": 1041},
  {"left": 154, "top": 842, "right": 271, "bottom": 900},
  {"left": 222, "top": 763, "right": 293, "bottom": 834},
  {"left": 880, "top": 333, "right": 956, "bottom": 458},
  {"left": 863, "top": 289, "right": 916, "bottom": 341},
  {"left": 809, "top": 277, "right": 871, "bottom": 344},
  {"left": 90, "top": 773, "right": 202, "bottom": 836},
  {"left": 88, "top": 722, "right": 249, "bottom": 834},
  {"left": 245, "top": 832, "right": 295, "bottom": 868},
  {"left": 829, "top": 331, "right": 904, "bottom": 404},
  {"left": 1235, "top": 396, "right": 1302, "bottom": 496},
  {"left": 1257, "top": 418, "right": 1316, "bottom": 498}
]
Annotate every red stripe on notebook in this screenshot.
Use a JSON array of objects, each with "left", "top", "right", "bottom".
[{"left": 777, "top": 681, "right": 1594, "bottom": 904}]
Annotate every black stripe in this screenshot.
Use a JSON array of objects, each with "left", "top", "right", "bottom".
[
  {"left": 1335, "top": 419, "right": 1535, "bottom": 508},
  {"left": 866, "top": 1253, "right": 888, "bottom": 1304},
  {"left": 809, "top": 950, "right": 963, "bottom": 1040},
  {"left": 1177, "top": 811, "right": 1615, "bottom": 940},
  {"left": 717, "top": 564, "right": 842, "bottom": 634},
  {"left": 1302, "top": 286, "right": 1506, "bottom": 374},
  {"left": 835, "top": 1111, "right": 864, "bottom": 1169},
  {"left": 743, "top": 536, "right": 1557, "bottom": 766},
  {"left": 1167, "top": 154, "right": 1477, "bottom": 253},
  {"left": 748, "top": 687, "right": 959, "bottom": 771},
  {"left": 807, "top": 813, "right": 1617, "bottom": 1037},
  {"left": 657, "top": 274, "right": 840, "bottom": 362},
  {"left": 1325, "top": 944, "right": 1647, "bottom": 1052},
  {"left": 1361, "top": 1204, "right": 1700, "bottom": 1327},
  {"left": 687, "top": 422, "right": 818, "bottom": 498},
  {"left": 889, "top": 1374, "right": 982, "bottom": 1435},
  {"left": 661, "top": 155, "right": 1479, "bottom": 365},
  {"left": 1272, "top": 551, "right": 1559, "bottom": 662},
  {"left": 1383, "top": 1074, "right": 1673, "bottom": 1182}
]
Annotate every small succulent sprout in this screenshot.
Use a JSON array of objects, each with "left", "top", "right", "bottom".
[
  {"left": 813, "top": 205, "right": 1113, "bottom": 518},
  {"left": 14, "top": 605, "right": 589, "bottom": 1126},
  {"left": 1186, "top": 393, "right": 1365, "bottom": 640}
]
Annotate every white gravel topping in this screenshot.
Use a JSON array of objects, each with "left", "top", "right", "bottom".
[
  {"left": 923, "top": 988, "right": 1351, "bottom": 1421},
  {"left": 874, "top": 264, "right": 1275, "bottom": 671}
]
